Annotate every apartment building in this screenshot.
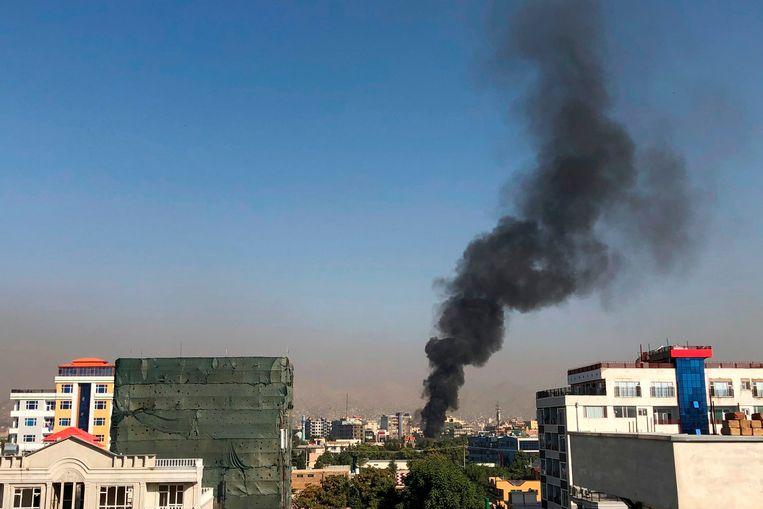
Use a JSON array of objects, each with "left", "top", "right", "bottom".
[
  {"left": 7, "top": 390, "right": 57, "bottom": 454},
  {"left": 304, "top": 417, "right": 332, "bottom": 439},
  {"left": 535, "top": 344, "right": 763, "bottom": 509},
  {"left": 51, "top": 358, "right": 115, "bottom": 449},
  {"left": 0, "top": 435, "right": 212, "bottom": 509},
  {"left": 379, "top": 412, "right": 412, "bottom": 439},
  {"left": 330, "top": 418, "right": 363, "bottom": 440}
]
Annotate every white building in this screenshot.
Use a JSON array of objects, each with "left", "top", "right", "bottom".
[
  {"left": 0, "top": 435, "right": 213, "bottom": 509},
  {"left": 7, "top": 390, "right": 57, "bottom": 454},
  {"left": 536, "top": 345, "right": 763, "bottom": 509}
]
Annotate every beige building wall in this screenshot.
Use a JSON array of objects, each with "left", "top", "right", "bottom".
[{"left": 0, "top": 437, "right": 212, "bottom": 509}]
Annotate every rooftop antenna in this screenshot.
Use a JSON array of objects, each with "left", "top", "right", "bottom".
[
  {"left": 180, "top": 342, "right": 183, "bottom": 357},
  {"left": 345, "top": 393, "right": 349, "bottom": 419}
]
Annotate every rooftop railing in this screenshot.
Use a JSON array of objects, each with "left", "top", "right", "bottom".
[
  {"left": 155, "top": 458, "right": 199, "bottom": 469},
  {"left": 10, "top": 389, "right": 55, "bottom": 394}
]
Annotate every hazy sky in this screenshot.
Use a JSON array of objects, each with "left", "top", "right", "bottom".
[{"left": 2, "top": 1, "right": 762, "bottom": 418}]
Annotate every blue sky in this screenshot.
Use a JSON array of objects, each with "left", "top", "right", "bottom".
[{"left": 2, "top": 1, "right": 762, "bottom": 415}]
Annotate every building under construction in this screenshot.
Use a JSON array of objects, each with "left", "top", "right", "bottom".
[{"left": 110, "top": 356, "right": 293, "bottom": 509}]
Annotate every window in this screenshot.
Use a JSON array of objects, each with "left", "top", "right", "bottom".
[
  {"left": 654, "top": 407, "right": 678, "bottom": 425},
  {"left": 94, "top": 418, "right": 106, "bottom": 426},
  {"left": 98, "top": 486, "right": 133, "bottom": 509},
  {"left": 709, "top": 380, "right": 734, "bottom": 398},
  {"left": 59, "top": 401, "right": 72, "bottom": 410},
  {"left": 13, "top": 487, "right": 41, "bottom": 509},
  {"left": 22, "top": 435, "right": 36, "bottom": 443},
  {"left": 614, "top": 381, "right": 641, "bottom": 398},
  {"left": 752, "top": 380, "right": 763, "bottom": 398},
  {"left": 583, "top": 406, "right": 607, "bottom": 418},
  {"left": 613, "top": 406, "right": 637, "bottom": 418},
  {"left": 158, "top": 485, "right": 184, "bottom": 509},
  {"left": 45, "top": 401, "right": 56, "bottom": 411},
  {"left": 43, "top": 418, "right": 54, "bottom": 431},
  {"left": 650, "top": 382, "right": 675, "bottom": 398},
  {"left": 24, "top": 418, "right": 37, "bottom": 427},
  {"left": 741, "top": 379, "right": 752, "bottom": 390},
  {"left": 711, "top": 406, "right": 738, "bottom": 423},
  {"left": 59, "top": 418, "right": 71, "bottom": 427},
  {"left": 95, "top": 435, "right": 105, "bottom": 443},
  {"left": 25, "top": 401, "right": 38, "bottom": 411},
  {"left": 61, "top": 384, "right": 73, "bottom": 394},
  {"left": 95, "top": 384, "right": 108, "bottom": 394},
  {"left": 95, "top": 401, "right": 108, "bottom": 410}
]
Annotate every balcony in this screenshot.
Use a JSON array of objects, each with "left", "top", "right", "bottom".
[
  {"left": 537, "top": 383, "right": 606, "bottom": 399},
  {"left": 155, "top": 458, "right": 200, "bottom": 469}
]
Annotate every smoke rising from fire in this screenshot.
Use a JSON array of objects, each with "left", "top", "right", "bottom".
[{"left": 421, "top": 0, "right": 697, "bottom": 437}]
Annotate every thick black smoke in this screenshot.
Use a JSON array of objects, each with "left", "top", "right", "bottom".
[{"left": 422, "top": 0, "right": 696, "bottom": 437}]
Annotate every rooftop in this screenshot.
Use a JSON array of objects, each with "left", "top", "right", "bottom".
[
  {"left": 58, "top": 357, "right": 114, "bottom": 368},
  {"left": 569, "top": 431, "right": 763, "bottom": 443}
]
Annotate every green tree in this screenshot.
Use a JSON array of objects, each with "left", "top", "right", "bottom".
[
  {"left": 506, "top": 451, "right": 535, "bottom": 480},
  {"left": 293, "top": 469, "right": 402, "bottom": 509},
  {"left": 293, "top": 475, "right": 351, "bottom": 509},
  {"left": 402, "top": 455, "right": 482, "bottom": 509}
]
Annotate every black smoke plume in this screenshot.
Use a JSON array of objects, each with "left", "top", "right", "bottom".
[{"left": 422, "top": 0, "right": 696, "bottom": 437}]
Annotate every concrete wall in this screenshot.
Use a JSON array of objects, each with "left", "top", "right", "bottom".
[
  {"left": 569, "top": 433, "right": 763, "bottom": 509},
  {"left": 569, "top": 434, "right": 679, "bottom": 509}
]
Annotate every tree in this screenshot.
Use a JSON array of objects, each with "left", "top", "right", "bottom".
[
  {"left": 293, "top": 469, "right": 402, "bottom": 509},
  {"left": 506, "top": 451, "right": 535, "bottom": 480},
  {"left": 402, "top": 455, "right": 482, "bottom": 509}
]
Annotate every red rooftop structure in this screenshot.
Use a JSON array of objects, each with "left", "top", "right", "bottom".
[{"left": 43, "top": 427, "right": 105, "bottom": 448}]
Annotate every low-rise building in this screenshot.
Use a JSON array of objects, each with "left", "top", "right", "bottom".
[
  {"left": 0, "top": 435, "right": 213, "bottom": 509},
  {"left": 489, "top": 478, "right": 541, "bottom": 509},
  {"left": 7, "top": 390, "right": 56, "bottom": 454},
  {"left": 467, "top": 435, "right": 539, "bottom": 467},
  {"left": 291, "top": 466, "right": 351, "bottom": 493}
]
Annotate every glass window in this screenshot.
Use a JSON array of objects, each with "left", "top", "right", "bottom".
[
  {"left": 95, "top": 435, "right": 105, "bottom": 443},
  {"left": 95, "top": 401, "right": 108, "bottom": 410},
  {"left": 613, "top": 406, "right": 637, "bottom": 418},
  {"left": 25, "top": 401, "right": 38, "bottom": 411},
  {"left": 60, "top": 401, "right": 72, "bottom": 410},
  {"left": 98, "top": 486, "right": 133, "bottom": 509},
  {"left": 94, "top": 418, "right": 106, "bottom": 426},
  {"left": 24, "top": 418, "right": 37, "bottom": 427},
  {"left": 752, "top": 380, "right": 763, "bottom": 398},
  {"left": 95, "top": 385, "right": 108, "bottom": 394},
  {"left": 22, "top": 435, "right": 36, "bottom": 443},
  {"left": 43, "top": 418, "right": 54, "bottom": 431},
  {"left": 158, "top": 485, "right": 184, "bottom": 509},
  {"left": 614, "top": 381, "right": 641, "bottom": 398},
  {"left": 653, "top": 407, "right": 678, "bottom": 425},
  {"left": 61, "top": 384, "right": 73, "bottom": 394},
  {"left": 583, "top": 406, "right": 607, "bottom": 418},
  {"left": 710, "top": 380, "right": 733, "bottom": 398},
  {"left": 650, "top": 382, "right": 675, "bottom": 398},
  {"left": 45, "top": 401, "right": 56, "bottom": 411},
  {"left": 59, "top": 418, "right": 71, "bottom": 427},
  {"left": 13, "top": 487, "right": 41, "bottom": 509}
]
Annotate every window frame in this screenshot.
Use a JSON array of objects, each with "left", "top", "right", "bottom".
[
  {"left": 22, "top": 435, "right": 36, "bottom": 443},
  {"left": 13, "top": 487, "right": 41, "bottom": 509},
  {"left": 59, "top": 400, "right": 72, "bottom": 410},
  {"left": 93, "top": 417, "right": 106, "bottom": 426},
  {"left": 583, "top": 406, "right": 607, "bottom": 419},
  {"left": 24, "top": 401, "right": 38, "bottom": 411},
  {"left": 613, "top": 381, "right": 641, "bottom": 398},
  {"left": 95, "top": 401, "right": 108, "bottom": 410},
  {"left": 95, "top": 384, "right": 108, "bottom": 394},
  {"left": 158, "top": 484, "right": 184, "bottom": 509},
  {"left": 24, "top": 418, "right": 37, "bottom": 427},
  {"left": 58, "top": 418, "right": 71, "bottom": 427},
  {"left": 98, "top": 486, "right": 134, "bottom": 509},
  {"left": 60, "top": 384, "right": 73, "bottom": 394},
  {"left": 613, "top": 406, "right": 637, "bottom": 418}
]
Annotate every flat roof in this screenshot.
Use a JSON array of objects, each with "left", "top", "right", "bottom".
[{"left": 569, "top": 431, "right": 763, "bottom": 443}]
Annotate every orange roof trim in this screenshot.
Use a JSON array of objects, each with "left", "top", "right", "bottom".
[{"left": 59, "top": 357, "right": 114, "bottom": 368}]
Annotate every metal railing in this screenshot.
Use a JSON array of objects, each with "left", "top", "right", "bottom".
[
  {"left": 10, "top": 389, "right": 54, "bottom": 394},
  {"left": 537, "top": 384, "right": 606, "bottom": 399}
]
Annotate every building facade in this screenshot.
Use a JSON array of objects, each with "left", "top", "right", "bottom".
[
  {"left": 536, "top": 345, "right": 763, "bottom": 509},
  {"left": 51, "top": 358, "right": 115, "bottom": 449},
  {"left": 330, "top": 419, "right": 363, "bottom": 441},
  {"left": 467, "top": 435, "right": 539, "bottom": 467},
  {"left": 304, "top": 417, "right": 331, "bottom": 439},
  {"left": 379, "top": 413, "right": 412, "bottom": 439},
  {"left": 7, "top": 390, "right": 57, "bottom": 454},
  {"left": 0, "top": 436, "right": 213, "bottom": 509}
]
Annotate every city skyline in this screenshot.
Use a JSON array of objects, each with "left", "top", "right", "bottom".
[{"left": 3, "top": 1, "right": 763, "bottom": 421}]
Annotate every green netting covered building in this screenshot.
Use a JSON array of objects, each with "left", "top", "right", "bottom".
[{"left": 110, "top": 357, "right": 293, "bottom": 509}]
